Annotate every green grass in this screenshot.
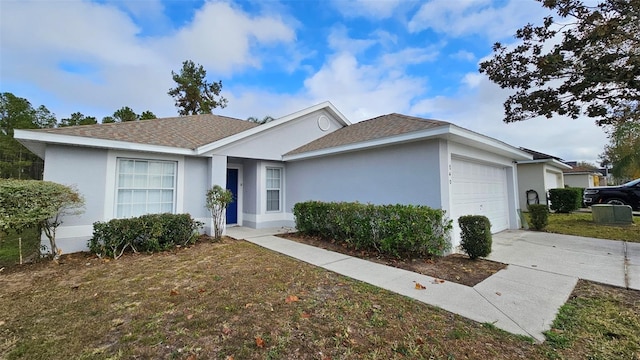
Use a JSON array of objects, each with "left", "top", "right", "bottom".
[
  {"left": 544, "top": 281, "right": 640, "bottom": 359},
  {"left": 529, "top": 212, "right": 640, "bottom": 243},
  {"left": 0, "top": 227, "right": 41, "bottom": 267}
]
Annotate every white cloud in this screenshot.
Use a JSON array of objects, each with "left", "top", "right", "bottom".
[
  {"left": 451, "top": 50, "right": 476, "bottom": 62},
  {"left": 0, "top": 0, "right": 296, "bottom": 119},
  {"left": 327, "top": 25, "right": 376, "bottom": 53},
  {"left": 411, "top": 74, "right": 608, "bottom": 163},
  {"left": 151, "top": 1, "right": 295, "bottom": 74},
  {"left": 408, "top": 0, "right": 549, "bottom": 40},
  {"left": 331, "top": 0, "right": 405, "bottom": 19}
]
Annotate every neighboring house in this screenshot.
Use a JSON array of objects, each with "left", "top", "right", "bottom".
[
  {"left": 15, "top": 102, "right": 532, "bottom": 254},
  {"left": 563, "top": 163, "right": 604, "bottom": 188},
  {"left": 516, "top": 148, "right": 572, "bottom": 209}
]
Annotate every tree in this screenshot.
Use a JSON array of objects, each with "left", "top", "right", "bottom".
[
  {"left": 0, "top": 92, "right": 52, "bottom": 179},
  {"left": 247, "top": 115, "right": 275, "bottom": 125},
  {"left": 168, "top": 60, "right": 228, "bottom": 115},
  {"left": 113, "top": 106, "right": 139, "bottom": 122},
  {"left": 59, "top": 112, "right": 98, "bottom": 127},
  {"left": 601, "top": 120, "right": 640, "bottom": 179},
  {"left": 0, "top": 180, "right": 84, "bottom": 261},
  {"left": 205, "top": 185, "right": 234, "bottom": 241},
  {"left": 140, "top": 110, "right": 157, "bottom": 120},
  {"left": 479, "top": 0, "right": 640, "bottom": 126}
]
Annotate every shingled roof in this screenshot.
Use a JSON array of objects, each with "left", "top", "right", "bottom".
[
  {"left": 286, "top": 113, "right": 450, "bottom": 155},
  {"left": 30, "top": 114, "right": 259, "bottom": 150}
]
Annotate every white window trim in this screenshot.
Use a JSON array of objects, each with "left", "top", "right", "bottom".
[
  {"left": 115, "top": 158, "right": 177, "bottom": 218},
  {"left": 265, "top": 166, "right": 283, "bottom": 212},
  {"left": 104, "top": 151, "right": 185, "bottom": 220}
]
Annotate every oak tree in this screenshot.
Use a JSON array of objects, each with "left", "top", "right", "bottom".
[{"left": 479, "top": 0, "right": 639, "bottom": 126}]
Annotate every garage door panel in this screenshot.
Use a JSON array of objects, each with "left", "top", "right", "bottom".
[{"left": 451, "top": 159, "right": 509, "bottom": 238}]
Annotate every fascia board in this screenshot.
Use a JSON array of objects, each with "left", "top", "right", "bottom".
[
  {"left": 196, "top": 101, "right": 351, "bottom": 155},
  {"left": 283, "top": 125, "right": 452, "bottom": 161},
  {"left": 518, "top": 158, "right": 573, "bottom": 169},
  {"left": 13, "top": 129, "right": 194, "bottom": 156},
  {"left": 447, "top": 125, "right": 533, "bottom": 161}
]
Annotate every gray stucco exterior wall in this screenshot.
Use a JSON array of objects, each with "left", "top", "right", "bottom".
[
  {"left": 183, "top": 156, "right": 209, "bottom": 219},
  {"left": 285, "top": 140, "right": 443, "bottom": 211},
  {"left": 44, "top": 145, "right": 108, "bottom": 227}
]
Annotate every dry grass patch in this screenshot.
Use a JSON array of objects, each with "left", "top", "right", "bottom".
[{"left": 1, "top": 238, "right": 638, "bottom": 359}]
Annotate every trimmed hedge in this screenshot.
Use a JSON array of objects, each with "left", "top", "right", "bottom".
[
  {"left": 567, "top": 187, "right": 584, "bottom": 208},
  {"left": 528, "top": 204, "right": 549, "bottom": 230},
  {"left": 458, "top": 215, "right": 492, "bottom": 259},
  {"left": 89, "top": 213, "right": 202, "bottom": 259},
  {"left": 293, "top": 201, "right": 452, "bottom": 258},
  {"left": 548, "top": 188, "right": 579, "bottom": 213}
]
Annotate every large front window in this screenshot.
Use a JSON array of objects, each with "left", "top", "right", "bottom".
[
  {"left": 266, "top": 167, "right": 282, "bottom": 212},
  {"left": 116, "top": 159, "right": 176, "bottom": 218}
]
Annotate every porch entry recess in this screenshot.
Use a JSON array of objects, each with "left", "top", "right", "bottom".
[{"left": 226, "top": 168, "right": 238, "bottom": 224}]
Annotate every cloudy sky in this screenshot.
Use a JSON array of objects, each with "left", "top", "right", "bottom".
[{"left": 0, "top": 0, "right": 609, "bottom": 164}]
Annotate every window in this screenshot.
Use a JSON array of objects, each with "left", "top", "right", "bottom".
[
  {"left": 116, "top": 159, "right": 176, "bottom": 218},
  {"left": 266, "top": 167, "right": 282, "bottom": 211}
]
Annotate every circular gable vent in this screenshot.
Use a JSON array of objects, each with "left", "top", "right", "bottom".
[{"left": 317, "top": 115, "right": 330, "bottom": 131}]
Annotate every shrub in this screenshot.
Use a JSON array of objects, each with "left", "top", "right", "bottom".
[
  {"left": 548, "top": 188, "right": 579, "bottom": 213},
  {"left": 458, "top": 215, "right": 492, "bottom": 259},
  {"left": 293, "top": 201, "right": 452, "bottom": 258},
  {"left": 0, "top": 179, "right": 84, "bottom": 259},
  {"left": 89, "top": 213, "right": 202, "bottom": 259},
  {"left": 205, "top": 185, "right": 234, "bottom": 241},
  {"left": 567, "top": 187, "right": 584, "bottom": 208},
  {"left": 528, "top": 204, "right": 549, "bottom": 230}
]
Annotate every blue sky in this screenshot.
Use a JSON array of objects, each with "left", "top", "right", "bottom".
[{"left": 0, "top": 0, "right": 608, "bottom": 163}]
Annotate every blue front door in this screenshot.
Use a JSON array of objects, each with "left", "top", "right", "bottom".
[{"left": 226, "top": 168, "right": 238, "bottom": 224}]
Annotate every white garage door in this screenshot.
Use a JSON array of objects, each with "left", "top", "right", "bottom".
[
  {"left": 545, "top": 171, "right": 560, "bottom": 190},
  {"left": 450, "top": 158, "right": 510, "bottom": 246}
]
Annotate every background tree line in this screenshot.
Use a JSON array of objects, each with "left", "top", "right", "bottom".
[{"left": 0, "top": 92, "right": 157, "bottom": 180}]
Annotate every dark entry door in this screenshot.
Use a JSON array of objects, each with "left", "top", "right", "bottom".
[{"left": 226, "top": 168, "right": 238, "bottom": 224}]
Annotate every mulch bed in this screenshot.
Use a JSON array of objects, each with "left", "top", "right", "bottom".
[{"left": 279, "top": 232, "right": 507, "bottom": 287}]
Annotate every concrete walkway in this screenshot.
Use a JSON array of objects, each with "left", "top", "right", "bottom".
[{"left": 225, "top": 227, "right": 639, "bottom": 342}]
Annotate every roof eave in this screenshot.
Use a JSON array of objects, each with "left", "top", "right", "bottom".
[
  {"left": 14, "top": 129, "right": 195, "bottom": 156},
  {"left": 516, "top": 158, "right": 573, "bottom": 169},
  {"left": 283, "top": 124, "right": 532, "bottom": 162}
]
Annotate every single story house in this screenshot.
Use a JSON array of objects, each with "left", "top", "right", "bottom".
[
  {"left": 15, "top": 102, "right": 532, "bottom": 254},
  {"left": 563, "top": 164, "right": 604, "bottom": 188},
  {"left": 516, "top": 148, "right": 572, "bottom": 209}
]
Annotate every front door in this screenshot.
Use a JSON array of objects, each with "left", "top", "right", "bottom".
[{"left": 226, "top": 168, "right": 238, "bottom": 224}]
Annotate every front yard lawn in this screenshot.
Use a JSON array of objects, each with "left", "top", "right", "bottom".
[
  {"left": 1, "top": 238, "right": 638, "bottom": 359},
  {"left": 0, "top": 227, "right": 40, "bottom": 267},
  {"left": 542, "top": 212, "right": 639, "bottom": 243}
]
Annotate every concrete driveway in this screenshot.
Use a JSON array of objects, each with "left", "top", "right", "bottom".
[{"left": 488, "top": 230, "right": 640, "bottom": 290}]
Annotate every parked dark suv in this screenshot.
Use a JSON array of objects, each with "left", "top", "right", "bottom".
[{"left": 583, "top": 178, "right": 640, "bottom": 211}]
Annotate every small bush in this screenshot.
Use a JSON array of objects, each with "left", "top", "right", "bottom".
[
  {"left": 567, "top": 187, "right": 584, "bottom": 208},
  {"left": 528, "top": 204, "right": 549, "bottom": 230},
  {"left": 458, "top": 215, "right": 492, "bottom": 259},
  {"left": 548, "top": 188, "right": 579, "bottom": 213},
  {"left": 89, "top": 213, "right": 202, "bottom": 259},
  {"left": 293, "top": 201, "right": 452, "bottom": 258}
]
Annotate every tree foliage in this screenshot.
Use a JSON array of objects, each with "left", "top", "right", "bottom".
[
  {"left": 59, "top": 112, "right": 98, "bottom": 127},
  {"left": 479, "top": 0, "right": 640, "bottom": 126},
  {"left": 113, "top": 106, "right": 139, "bottom": 122},
  {"left": 140, "top": 110, "right": 157, "bottom": 120},
  {"left": 205, "top": 185, "right": 234, "bottom": 241},
  {"left": 168, "top": 60, "right": 228, "bottom": 115},
  {"left": 602, "top": 119, "right": 640, "bottom": 179},
  {"left": 0, "top": 179, "right": 84, "bottom": 259},
  {"left": 0, "top": 92, "right": 53, "bottom": 179},
  {"left": 247, "top": 115, "right": 275, "bottom": 125}
]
